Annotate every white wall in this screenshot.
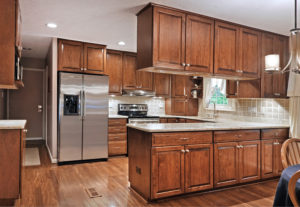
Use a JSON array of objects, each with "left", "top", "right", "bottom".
[{"left": 46, "top": 38, "right": 58, "bottom": 163}]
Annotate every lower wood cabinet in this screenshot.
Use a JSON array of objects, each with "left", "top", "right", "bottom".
[
  {"left": 108, "top": 118, "right": 127, "bottom": 156},
  {"left": 214, "top": 132, "right": 261, "bottom": 187}
]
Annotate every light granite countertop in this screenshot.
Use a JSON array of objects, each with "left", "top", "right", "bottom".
[
  {"left": 109, "top": 115, "right": 128, "bottom": 119},
  {"left": 0, "top": 120, "right": 27, "bottom": 129},
  {"left": 127, "top": 121, "right": 289, "bottom": 133}
]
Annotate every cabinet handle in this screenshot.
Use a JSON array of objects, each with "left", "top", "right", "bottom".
[
  {"left": 181, "top": 149, "right": 185, "bottom": 153},
  {"left": 185, "top": 149, "right": 190, "bottom": 153},
  {"left": 81, "top": 68, "right": 84, "bottom": 71},
  {"left": 113, "top": 147, "right": 121, "bottom": 149},
  {"left": 84, "top": 68, "right": 87, "bottom": 71},
  {"left": 274, "top": 142, "right": 280, "bottom": 145},
  {"left": 182, "top": 63, "right": 186, "bottom": 66},
  {"left": 235, "top": 134, "right": 242, "bottom": 138},
  {"left": 274, "top": 93, "right": 280, "bottom": 96},
  {"left": 180, "top": 137, "right": 189, "bottom": 140},
  {"left": 240, "top": 145, "right": 244, "bottom": 148},
  {"left": 236, "top": 145, "right": 240, "bottom": 149},
  {"left": 186, "top": 64, "right": 190, "bottom": 67},
  {"left": 236, "top": 70, "right": 243, "bottom": 73},
  {"left": 23, "top": 129, "right": 28, "bottom": 133}
]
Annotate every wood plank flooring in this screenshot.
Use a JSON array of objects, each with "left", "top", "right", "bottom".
[{"left": 14, "top": 145, "right": 279, "bottom": 207}]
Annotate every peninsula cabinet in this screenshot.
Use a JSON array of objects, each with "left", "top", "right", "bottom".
[
  {"left": 261, "top": 128, "right": 289, "bottom": 178},
  {"left": 58, "top": 39, "right": 106, "bottom": 75},
  {"left": 214, "top": 21, "right": 261, "bottom": 79},
  {"left": 108, "top": 118, "right": 127, "bottom": 156},
  {"left": 0, "top": 0, "right": 23, "bottom": 89},
  {"left": 214, "top": 130, "right": 261, "bottom": 187},
  {"left": 261, "top": 33, "right": 289, "bottom": 98},
  {"left": 137, "top": 4, "right": 214, "bottom": 74}
]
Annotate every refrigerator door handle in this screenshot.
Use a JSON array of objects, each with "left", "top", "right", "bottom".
[
  {"left": 82, "top": 90, "right": 86, "bottom": 120},
  {"left": 79, "top": 90, "right": 83, "bottom": 120}
]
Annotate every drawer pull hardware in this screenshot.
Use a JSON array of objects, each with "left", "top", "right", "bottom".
[
  {"left": 182, "top": 63, "right": 186, "bottom": 66},
  {"left": 240, "top": 145, "right": 244, "bottom": 148},
  {"left": 113, "top": 147, "right": 121, "bottom": 149},
  {"left": 181, "top": 149, "right": 185, "bottom": 153},
  {"left": 274, "top": 142, "right": 280, "bottom": 145},
  {"left": 23, "top": 129, "right": 28, "bottom": 133},
  {"left": 185, "top": 149, "right": 190, "bottom": 153},
  {"left": 180, "top": 137, "right": 189, "bottom": 141}
]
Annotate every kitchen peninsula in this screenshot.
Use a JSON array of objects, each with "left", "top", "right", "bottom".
[{"left": 127, "top": 121, "right": 289, "bottom": 201}]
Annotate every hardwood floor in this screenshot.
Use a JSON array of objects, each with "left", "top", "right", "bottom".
[{"left": 14, "top": 145, "right": 278, "bottom": 207}]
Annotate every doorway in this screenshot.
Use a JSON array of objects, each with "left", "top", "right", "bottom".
[{"left": 8, "top": 68, "right": 47, "bottom": 140}]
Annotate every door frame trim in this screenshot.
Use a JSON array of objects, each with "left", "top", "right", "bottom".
[{"left": 7, "top": 67, "right": 47, "bottom": 141}]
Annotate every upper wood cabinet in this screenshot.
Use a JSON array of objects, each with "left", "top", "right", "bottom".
[
  {"left": 136, "top": 71, "right": 153, "bottom": 91},
  {"left": 214, "top": 21, "right": 261, "bottom": 78},
  {"left": 214, "top": 22, "right": 240, "bottom": 77},
  {"left": 165, "top": 98, "right": 198, "bottom": 116},
  {"left": 171, "top": 75, "right": 194, "bottom": 98},
  {"left": 122, "top": 52, "right": 137, "bottom": 90},
  {"left": 153, "top": 73, "right": 171, "bottom": 97},
  {"left": 58, "top": 39, "right": 106, "bottom": 75},
  {"left": 185, "top": 15, "right": 214, "bottom": 73},
  {"left": 137, "top": 4, "right": 214, "bottom": 74},
  {"left": 106, "top": 50, "right": 123, "bottom": 95},
  {"left": 0, "top": 0, "right": 23, "bottom": 89},
  {"left": 261, "top": 33, "right": 289, "bottom": 98}
]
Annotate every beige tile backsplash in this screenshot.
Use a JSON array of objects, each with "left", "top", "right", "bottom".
[{"left": 109, "top": 96, "right": 289, "bottom": 123}]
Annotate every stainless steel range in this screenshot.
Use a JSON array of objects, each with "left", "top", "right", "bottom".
[{"left": 118, "top": 104, "right": 160, "bottom": 124}]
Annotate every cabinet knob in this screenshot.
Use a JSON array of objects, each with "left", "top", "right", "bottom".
[
  {"left": 23, "top": 129, "right": 28, "bottom": 133},
  {"left": 240, "top": 145, "right": 244, "bottom": 148},
  {"left": 181, "top": 149, "right": 185, "bottom": 153},
  {"left": 81, "top": 68, "right": 84, "bottom": 71},
  {"left": 182, "top": 63, "right": 186, "bottom": 66},
  {"left": 236, "top": 70, "right": 243, "bottom": 73},
  {"left": 186, "top": 64, "right": 191, "bottom": 67},
  {"left": 274, "top": 93, "right": 280, "bottom": 96},
  {"left": 185, "top": 149, "right": 190, "bottom": 153}
]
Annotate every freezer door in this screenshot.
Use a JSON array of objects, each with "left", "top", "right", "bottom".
[
  {"left": 58, "top": 72, "right": 83, "bottom": 162},
  {"left": 82, "top": 74, "right": 109, "bottom": 159}
]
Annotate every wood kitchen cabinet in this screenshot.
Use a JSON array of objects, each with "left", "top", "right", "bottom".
[
  {"left": 153, "top": 73, "right": 170, "bottom": 97},
  {"left": 137, "top": 4, "right": 214, "bottom": 74},
  {"left": 165, "top": 98, "right": 198, "bottom": 116},
  {"left": 226, "top": 80, "right": 261, "bottom": 98},
  {"left": 0, "top": 128, "right": 25, "bottom": 200},
  {"left": 0, "top": 0, "right": 23, "bottom": 89},
  {"left": 108, "top": 118, "right": 127, "bottom": 156},
  {"left": 214, "top": 130, "right": 261, "bottom": 187},
  {"left": 122, "top": 52, "right": 137, "bottom": 90},
  {"left": 171, "top": 75, "right": 193, "bottom": 98},
  {"left": 58, "top": 39, "right": 106, "bottom": 74},
  {"left": 261, "top": 33, "right": 289, "bottom": 98},
  {"left": 261, "top": 128, "right": 288, "bottom": 178},
  {"left": 106, "top": 50, "right": 123, "bottom": 95},
  {"left": 136, "top": 71, "right": 153, "bottom": 91}
]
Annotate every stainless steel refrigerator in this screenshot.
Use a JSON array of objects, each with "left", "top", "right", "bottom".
[{"left": 58, "top": 72, "right": 108, "bottom": 162}]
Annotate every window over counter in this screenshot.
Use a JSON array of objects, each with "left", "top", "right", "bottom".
[{"left": 203, "top": 78, "right": 236, "bottom": 111}]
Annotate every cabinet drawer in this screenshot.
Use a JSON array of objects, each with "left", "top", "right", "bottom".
[
  {"left": 108, "top": 118, "right": 127, "bottom": 126},
  {"left": 152, "top": 131, "right": 212, "bottom": 146},
  {"left": 214, "top": 130, "right": 260, "bottom": 143},
  {"left": 109, "top": 133, "right": 126, "bottom": 141},
  {"left": 108, "top": 126, "right": 127, "bottom": 134},
  {"left": 108, "top": 141, "right": 127, "bottom": 156},
  {"left": 261, "top": 128, "right": 289, "bottom": 140}
]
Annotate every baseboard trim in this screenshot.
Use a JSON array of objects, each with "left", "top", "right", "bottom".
[{"left": 46, "top": 143, "right": 58, "bottom": 163}]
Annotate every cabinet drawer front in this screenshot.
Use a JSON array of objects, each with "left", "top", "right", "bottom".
[
  {"left": 152, "top": 132, "right": 212, "bottom": 146},
  {"left": 261, "top": 128, "right": 289, "bottom": 140},
  {"left": 108, "top": 118, "right": 127, "bottom": 126},
  {"left": 108, "top": 126, "right": 127, "bottom": 134},
  {"left": 214, "top": 130, "right": 260, "bottom": 143},
  {"left": 108, "top": 133, "right": 126, "bottom": 141},
  {"left": 108, "top": 141, "right": 127, "bottom": 156}
]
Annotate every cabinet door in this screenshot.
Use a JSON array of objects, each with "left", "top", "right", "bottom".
[
  {"left": 151, "top": 146, "right": 185, "bottom": 199},
  {"left": 275, "top": 139, "right": 285, "bottom": 176},
  {"left": 214, "top": 142, "right": 239, "bottom": 187},
  {"left": 186, "top": 99, "right": 198, "bottom": 116},
  {"left": 185, "top": 144, "right": 213, "bottom": 192},
  {"left": 153, "top": 7, "right": 186, "bottom": 70},
  {"left": 261, "top": 139, "right": 276, "bottom": 179},
  {"left": 84, "top": 43, "right": 106, "bottom": 74},
  {"left": 122, "top": 52, "right": 137, "bottom": 89},
  {"left": 154, "top": 73, "right": 171, "bottom": 97},
  {"left": 214, "top": 21, "right": 240, "bottom": 76},
  {"left": 239, "top": 28, "right": 261, "bottom": 78},
  {"left": 58, "top": 39, "right": 83, "bottom": 72},
  {"left": 15, "top": 0, "right": 22, "bottom": 55},
  {"left": 106, "top": 50, "right": 123, "bottom": 94},
  {"left": 136, "top": 71, "right": 153, "bottom": 91},
  {"left": 238, "top": 140, "right": 261, "bottom": 183},
  {"left": 185, "top": 15, "right": 214, "bottom": 73},
  {"left": 171, "top": 98, "right": 187, "bottom": 116},
  {"left": 171, "top": 75, "right": 187, "bottom": 98}
]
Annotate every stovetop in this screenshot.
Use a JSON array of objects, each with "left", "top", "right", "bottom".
[{"left": 127, "top": 115, "right": 160, "bottom": 119}]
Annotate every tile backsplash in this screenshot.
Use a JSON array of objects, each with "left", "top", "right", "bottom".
[
  {"left": 199, "top": 98, "right": 289, "bottom": 123},
  {"left": 109, "top": 96, "right": 165, "bottom": 115}
]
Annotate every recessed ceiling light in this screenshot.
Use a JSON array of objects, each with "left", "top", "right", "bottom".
[
  {"left": 118, "top": 41, "right": 125, "bottom": 46},
  {"left": 46, "top": 23, "right": 57, "bottom": 28}
]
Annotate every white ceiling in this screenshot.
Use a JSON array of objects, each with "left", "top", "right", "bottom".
[{"left": 20, "top": 0, "right": 296, "bottom": 59}]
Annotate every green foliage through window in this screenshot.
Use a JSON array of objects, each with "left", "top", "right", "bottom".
[{"left": 209, "top": 85, "right": 228, "bottom": 105}]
